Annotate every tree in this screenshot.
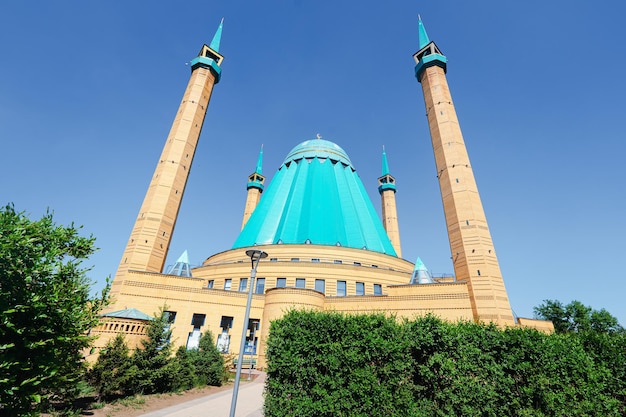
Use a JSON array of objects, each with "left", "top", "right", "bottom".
[
  {"left": 0, "top": 204, "right": 109, "bottom": 415},
  {"left": 189, "top": 330, "right": 226, "bottom": 386},
  {"left": 534, "top": 299, "right": 624, "bottom": 334},
  {"left": 88, "top": 334, "right": 133, "bottom": 399},
  {"left": 125, "top": 308, "right": 175, "bottom": 395}
]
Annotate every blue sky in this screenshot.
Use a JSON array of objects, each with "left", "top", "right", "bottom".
[{"left": 2, "top": 1, "right": 625, "bottom": 324}]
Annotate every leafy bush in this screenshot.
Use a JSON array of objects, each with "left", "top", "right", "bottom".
[
  {"left": 265, "top": 311, "right": 625, "bottom": 417},
  {"left": 0, "top": 205, "right": 109, "bottom": 416}
]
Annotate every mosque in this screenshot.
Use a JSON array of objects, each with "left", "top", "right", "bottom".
[{"left": 91, "top": 18, "right": 552, "bottom": 366}]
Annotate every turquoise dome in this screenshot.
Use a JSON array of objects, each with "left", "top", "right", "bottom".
[{"left": 232, "top": 139, "right": 397, "bottom": 256}]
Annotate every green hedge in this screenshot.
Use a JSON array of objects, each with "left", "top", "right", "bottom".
[{"left": 265, "top": 311, "right": 625, "bottom": 417}]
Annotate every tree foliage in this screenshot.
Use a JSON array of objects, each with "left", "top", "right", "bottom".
[
  {"left": 265, "top": 310, "right": 626, "bottom": 417},
  {"left": 0, "top": 204, "right": 109, "bottom": 415},
  {"left": 89, "top": 314, "right": 226, "bottom": 399},
  {"left": 534, "top": 299, "right": 624, "bottom": 334},
  {"left": 188, "top": 330, "right": 226, "bottom": 387}
]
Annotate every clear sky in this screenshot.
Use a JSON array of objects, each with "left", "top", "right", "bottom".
[{"left": 2, "top": 1, "right": 625, "bottom": 325}]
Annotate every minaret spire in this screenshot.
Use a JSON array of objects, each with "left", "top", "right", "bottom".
[
  {"left": 417, "top": 15, "right": 431, "bottom": 50},
  {"left": 255, "top": 144, "right": 264, "bottom": 175},
  {"left": 381, "top": 145, "right": 390, "bottom": 176},
  {"left": 109, "top": 20, "right": 225, "bottom": 299},
  {"left": 412, "top": 16, "right": 514, "bottom": 325},
  {"left": 209, "top": 18, "right": 224, "bottom": 52},
  {"left": 378, "top": 146, "right": 402, "bottom": 257},
  {"left": 241, "top": 145, "right": 266, "bottom": 229}
]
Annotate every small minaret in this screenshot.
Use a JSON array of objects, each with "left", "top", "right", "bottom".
[
  {"left": 111, "top": 20, "right": 225, "bottom": 296},
  {"left": 413, "top": 17, "right": 514, "bottom": 325},
  {"left": 241, "top": 146, "right": 265, "bottom": 229},
  {"left": 378, "top": 146, "right": 402, "bottom": 257}
]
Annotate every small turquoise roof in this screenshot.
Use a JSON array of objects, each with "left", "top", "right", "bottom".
[
  {"left": 381, "top": 146, "right": 390, "bottom": 176},
  {"left": 102, "top": 308, "right": 153, "bottom": 321},
  {"left": 166, "top": 250, "right": 193, "bottom": 277},
  {"left": 233, "top": 138, "right": 397, "bottom": 256},
  {"left": 418, "top": 15, "right": 431, "bottom": 50},
  {"left": 209, "top": 18, "right": 224, "bottom": 52},
  {"left": 255, "top": 145, "right": 264, "bottom": 175}
]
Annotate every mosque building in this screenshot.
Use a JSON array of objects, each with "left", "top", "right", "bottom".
[{"left": 92, "top": 18, "right": 552, "bottom": 366}]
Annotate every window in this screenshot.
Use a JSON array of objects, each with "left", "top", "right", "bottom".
[
  {"left": 224, "top": 278, "right": 232, "bottom": 290},
  {"left": 239, "top": 278, "right": 248, "bottom": 292},
  {"left": 371, "top": 265, "right": 378, "bottom": 268},
  {"left": 311, "top": 258, "right": 320, "bottom": 263},
  {"left": 315, "top": 279, "right": 325, "bottom": 293},
  {"left": 354, "top": 262, "right": 361, "bottom": 266},
  {"left": 163, "top": 311, "right": 177, "bottom": 324},
  {"left": 217, "top": 316, "right": 233, "bottom": 353},
  {"left": 220, "top": 316, "right": 234, "bottom": 329},
  {"left": 207, "top": 280, "right": 214, "bottom": 289},
  {"left": 334, "top": 260, "right": 342, "bottom": 264},
  {"left": 191, "top": 313, "right": 206, "bottom": 330},
  {"left": 337, "top": 280, "right": 346, "bottom": 296},
  {"left": 270, "top": 257, "right": 278, "bottom": 262},
  {"left": 245, "top": 319, "right": 260, "bottom": 354},
  {"left": 276, "top": 277, "right": 286, "bottom": 288},
  {"left": 373, "top": 284, "right": 382, "bottom": 295},
  {"left": 295, "top": 278, "right": 306, "bottom": 288},
  {"left": 291, "top": 258, "right": 300, "bottom": 262},
  {"left": 255, "top": 278, "right": 265, "bottom": 294},
  {"left": 356, "top": 282, "right": 365, "bottom": 296}
]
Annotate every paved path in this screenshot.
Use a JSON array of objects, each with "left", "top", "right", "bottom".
[{"left": 139, "top": 372, "right": 265, "bottom": 417}]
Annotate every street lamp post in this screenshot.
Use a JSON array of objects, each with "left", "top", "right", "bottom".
[{"left": 229, "top": 249, "right": 267, "bottom": 417}]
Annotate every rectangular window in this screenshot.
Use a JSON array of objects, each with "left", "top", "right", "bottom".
[
  {"left": 163, "top": 311, "right": 177, "bottom": 324},
  {"left": 191, "top": 313, "right": 206, "bottom": 330},
  {"left": 334, "top": 260, "right": 342, "bottom": 264},
  {"left": 291, "top": 258, "right": 300, "bottom": 262},
  {"left": 356, "top": 282, "right": 365, "bottom": 296},
  {"left": 311, "top": 258, "right": 320, "bottom": 263},
  {"left": 270, "top": 257, "right": 278, "bottom": 262},
  {"left": 245, "top": 319, "right": 260, "bottom": 355},
  {"left": 207, "top": 280, "right": 214, "bottom": 289},
  {"left": 295, "top": 278, "right": 306, "bottom": 288},
  {"left": 224, "top": 278, "right": 232, "bottom": 290},
  {"left": 353, "top": 262, "right": 361, "bottom": 266},
  {"left": 220, "top": 316, "right": 234, "bottom": 329},
  {"left": 373, "top": 284, "right": 382, "bottom": 295},
  {"left": 337, "top": 280, "right": 346, "bottom": 296},
  {"left": 315, "top": 279, "right": 325, "bottom": 293},
  {"left": 276, "top": 278, "right": 286, "bottom": 288},
  {"left": 239, "top": 278, "right": 248, "bottom": 292},
  {"left": 255, "top": 278, "right": 265, "bottom": 294}
]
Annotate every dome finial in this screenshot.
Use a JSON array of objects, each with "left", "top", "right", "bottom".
[{"left": 316, "top": 133, "right": 322, "bottom": 139}]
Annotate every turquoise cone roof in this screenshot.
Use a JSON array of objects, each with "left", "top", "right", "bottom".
[
  {"left": 418, "top": 15, "right": 431, "bottom": 50},
  {"left": 209, "top": 18, "right": 224, "bottom": 52},
  {"left": 233, "top": 139, "right": 398, "bottom": 256}
]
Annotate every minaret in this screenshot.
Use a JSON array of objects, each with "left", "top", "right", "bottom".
[
  {"left": 110, "top": 20, "right": 225, "bottom": 296},
  {"left": 412, "top": 17, "right": 514, "bottom": 325},
  {"left": 378, "top": 146, "right": 402, "bottom": 257},
  {"left": 241, "top": 146, "right": 265, "bottom": 229}
]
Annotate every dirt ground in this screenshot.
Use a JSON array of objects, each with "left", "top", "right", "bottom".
[
  {"left": 83, "top": 384, "right": 232, "bottom": 417},
  {"left": 64, "top": 374, "right": 260, "bottom": 417}
]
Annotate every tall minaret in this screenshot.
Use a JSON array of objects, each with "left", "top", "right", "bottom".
[
  {"left": 378, "top": 146, "right": 402, "bottom": 257},
  {"left": 110, "top": 20, "right": 225, "bottom": 296},
  {"left": 241, "top": 146, "right": 265, "bottom": 229},
  {"left": 413, "top": 17, "right": 514, "bottom": 325}
]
